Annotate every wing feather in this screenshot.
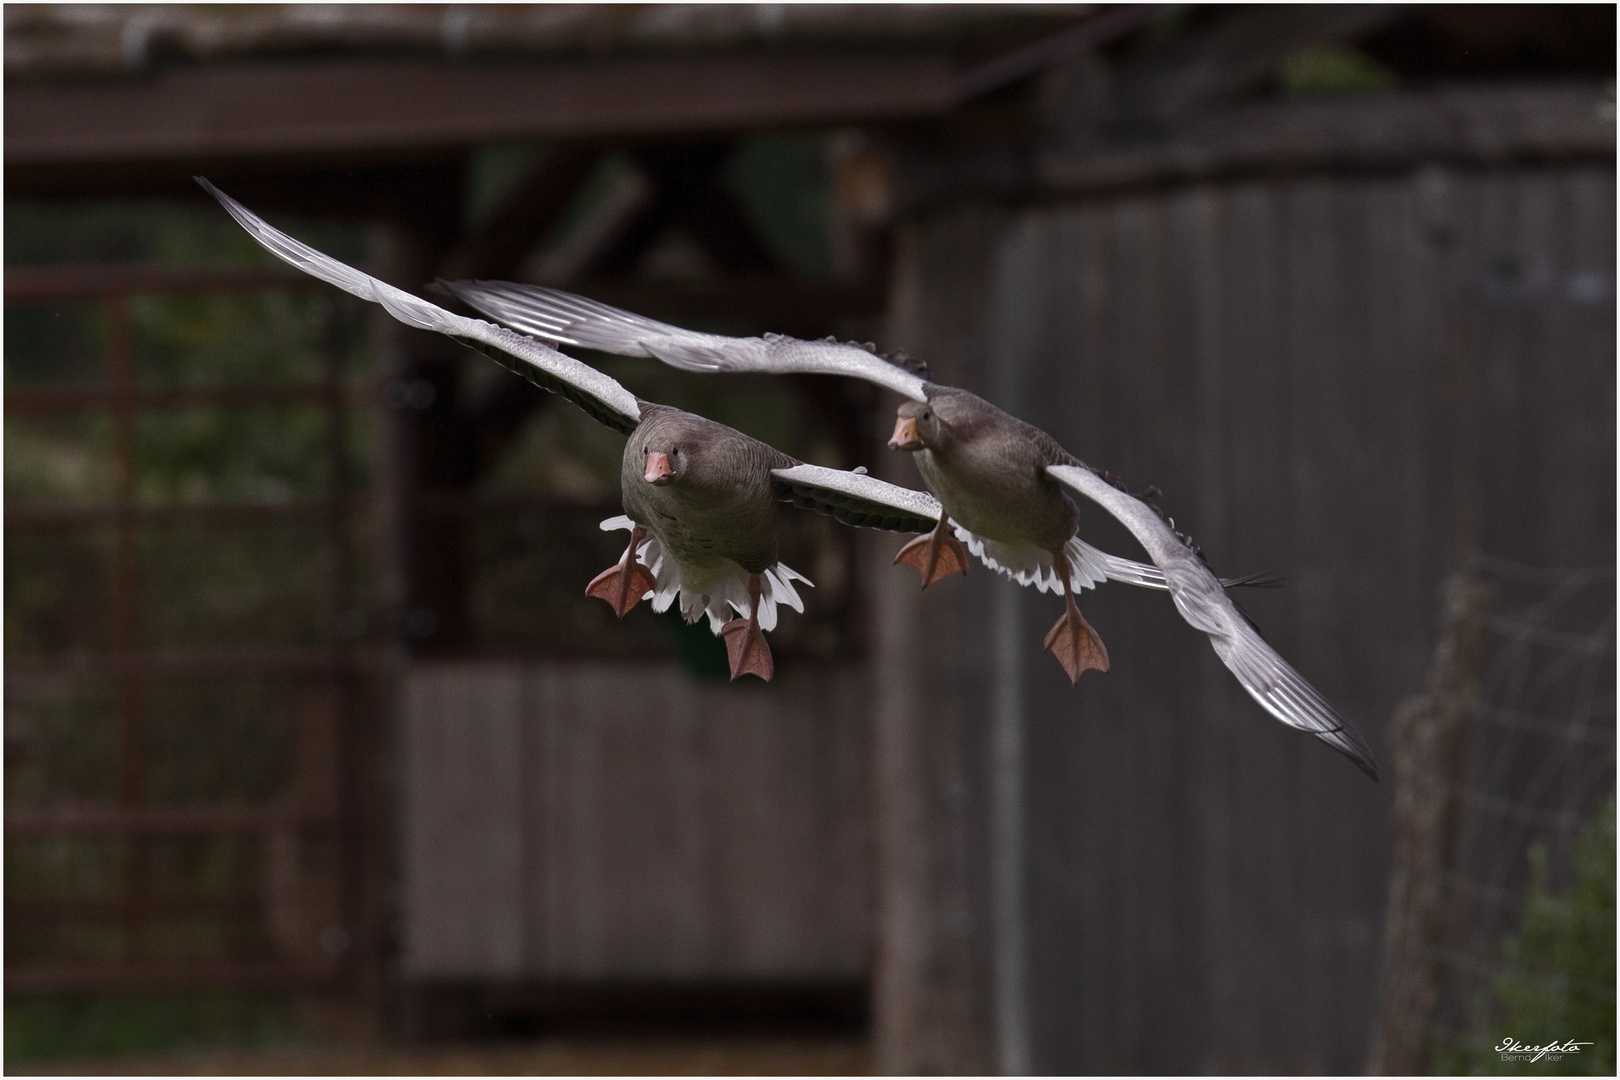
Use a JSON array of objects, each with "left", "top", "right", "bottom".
[
  {"left": 770, "top": 464, "right": 942, "bottom": 534},
  {"left": 199, "top": 179, "right": 642, "bottom": 434},
  {"left": 1046, "top": 463, "right": 1378, "bottom": 780},
  {"left": 442, "top": 280, "right": 930, "bottom": 401}
]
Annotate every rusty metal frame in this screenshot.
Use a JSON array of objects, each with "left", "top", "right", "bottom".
[{"left": 5, "top": 263, "right": 369, "bottom": 994}]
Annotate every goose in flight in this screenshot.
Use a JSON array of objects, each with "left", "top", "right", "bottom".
[
  {"left": 199, "top": 179, "right": 1160, "bottom": 684},
  {"left": 438, "top": 281, "right": 1378, "bottom": 779}
]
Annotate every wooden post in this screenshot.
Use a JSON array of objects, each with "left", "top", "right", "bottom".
[
  {"left": 369, "top": 220, "right": 443, "bottom": 1039},
  {"left": 1369, "top": 573, "right": 1497, "bottom": 1074},
  {"left": 869, "top": 214, "right": 1002, "bottom": 1075}
]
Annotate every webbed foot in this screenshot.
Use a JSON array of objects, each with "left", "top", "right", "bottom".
[
  {"left": 894, "top": 520, "right": 969, "bottom": 588},
  {"left": 1044, "top": 600, "right": 1110, "bottom": 685},
  {"left": 719, "top": 617, "right": 774, "bottom": 682},
  {"left": 585, "top": 526, "right": 657, "bottom": 618}
]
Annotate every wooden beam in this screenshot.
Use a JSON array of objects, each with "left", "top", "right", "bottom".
[
  {"left": 524, "top": 165, "right": 656, "bottom": 284},
  {"left": 5, "top": 53, "right": 955, "bottom": 170},
  {"left": 6, "top": 803, "right": 325, "bottom": 836},
  {"left": 574, "top": 188, "right": 679, "bottom": 283},
  {"left": 445, "top": 143, "right": 605, "bottom": 281},
  {"left": 1117, "top": 4, "right": 1404, "bottom": 123},
  {"left": 5, "top": 962, "right": 338, "bottom": 994},
  {"left": 954, "top": 4, "right": 1170, "bottom": 101},
  {"left": 900, "top": 84, "right": 1617, "bottom": 207},
  {"left": 633, "top": 142, "right": 783, "bottom": 275},
  {"left": 4, "top": 263, "right": 310, "bottom": 299},
  {"left": 1040, "top": 84, "right": 1618, "bottom": 194},
  {"left": 5, "top": 647, "right": 376, "bottom": 679},
  {"left": 5, "top": 156, "right": 470, "bottom": 208},
  {"left": 464, "top": 378, "right": 551, "bottom": 480},
  {"left": 5, "top": 383, "right": 366, "bottom": 415}
]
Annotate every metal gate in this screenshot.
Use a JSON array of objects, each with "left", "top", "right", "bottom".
[{"left": 6, "top": 263, "right": 371, "bottom": 993}]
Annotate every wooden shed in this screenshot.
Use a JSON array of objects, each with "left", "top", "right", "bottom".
[
  {"left": 6, "top": 5, "right": 1613, "bottom": 1072},
  {"left": 872, "top": 83, "right": 1614, "bottom": 1072}
]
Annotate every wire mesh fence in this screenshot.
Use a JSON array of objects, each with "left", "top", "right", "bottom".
[
  {"left": 1373, "top": 555, "right": 1616, "bottom": 1074},
  {"left": 4, "top": 257, "right": 876, "bottom": 999},
  {"left": 4, "top": 264, "right": 373, "bottom": 994}
]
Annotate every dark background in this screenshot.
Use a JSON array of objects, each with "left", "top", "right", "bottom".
[{"left": 5, "top": 5, "right": 1614, "bottom": 1073}]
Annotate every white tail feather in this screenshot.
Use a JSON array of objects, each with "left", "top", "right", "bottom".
[
  {"left": 952, "top": 526, "right": 1110, "bottom": 595},
  {"left": 600, "top": 516, "right": 812, "bottom": 633}
]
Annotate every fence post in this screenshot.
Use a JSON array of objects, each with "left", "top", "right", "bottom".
[{"left": 1368, "top": 573, "right": 1497, "bottom": 1074}]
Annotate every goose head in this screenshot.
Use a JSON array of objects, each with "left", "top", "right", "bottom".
[
  {"left": 642, "top": 442, "right": 695, "bottom": 487},
  {"left": 637, "top": 413, "right": 739, "bottom": 494},
  {"left": 889, "top": 399, "right": 947, "bottom": 453}
]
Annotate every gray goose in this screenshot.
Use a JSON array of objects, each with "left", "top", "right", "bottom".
[
  {"left": 203, "top": 179, "right": 1077, "bottom": 683},
  {"left": 438, "top": 282, "right": 1378, "bottom": 779}
]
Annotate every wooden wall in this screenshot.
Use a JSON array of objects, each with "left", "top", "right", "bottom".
[
  {"left": 392, "top": 164, "right": 1611, "bottom": 1070},
  {"left": 402, "top": 660, "right": 870, "bottom": 983},
  {"left": 873, "top": 163, "right": 1615, "bottom": 1072}
]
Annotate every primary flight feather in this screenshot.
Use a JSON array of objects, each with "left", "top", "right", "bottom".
[{"left": 441, "top": 279, "right": 1378, "bottom": 779}]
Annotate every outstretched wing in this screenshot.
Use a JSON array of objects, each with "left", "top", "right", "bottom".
[
  {"left": 437, "top": 282, "right": 1256, "bottom": 596},
  {"left": 771, "top": 464, "right": 943, "bottom": 534},
  {"left": 771, "top": 465, "right": 1179, "bottom": 597},
  {"left": 441, "top": 280, "right": 931, "bottom": 402},
  {"left": 1047, "top": 463, "right": 1379, "bottom": 780},
  {"left": 199, "top": 179, "right": 642, "bottom": 434}
]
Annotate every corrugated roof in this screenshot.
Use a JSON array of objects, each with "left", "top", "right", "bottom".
[{"left": 6, "top": 3, "right": 1095, "bottom": 79}]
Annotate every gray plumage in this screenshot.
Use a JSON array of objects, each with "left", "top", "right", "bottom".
[
  {"left": 442, "top": 279, "right": 1178, "bottom": 594},
  {"left": 198, "top": 179, "right": 961, "bottom": 645},
  {"left": 203, "top": 180, "right": 642, "bottom": 434},
  {"left": 438, "top": 279, "right": 931, "bottom": 401},
  {"left": 771, "top": 463, "right": 942, "bottom": 534},
  {"left": 444, "top": 280, "right": 1379, "bottom": 779},
  {"left": 624, "top": 406, "right": 794, "bottom": 576},
  {"left": 904, "top": 387, "right": 1082, "bottom": 555}
]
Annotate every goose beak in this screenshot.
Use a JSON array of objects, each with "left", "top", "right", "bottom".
[
  {"left": 888, "top": 416, "right": 922, "bottom": 451},
  {"left": 644, "top": 451, "right": 676, "bottom": 485}
]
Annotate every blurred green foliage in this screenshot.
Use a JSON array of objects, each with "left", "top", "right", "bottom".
[
  {"left": 1278, "top": 44, "right": 1399, "bottom": 96},
  {"left": 6, "top": 414, "right": 117, "bottom": 502},
  {"left": 4, "top": 136, "right": 849, "bottom": 1058},
  {"left": 4, "top": 302, "right": 107, "bottom": 383},
  {"left": 4, "top": 198, "right": 364, "bottom": 269},
  {"left": 4, "top": 991, "right": 306, "bottom": 1065},
  {"left": 472, "top": 131, "right": 831, "bottom": 282},
  {"left": 1437, "top": 796, "right": 1616, "bottom": 1075},
  {"left": 728, "top": 132, "right": 832, "bottom": 280},
  {"left": 463, "top": 143, "right": 545, "bottom": 233},
  {"left": 5, "top": 198, "right": 362, "bottom": 1054}
]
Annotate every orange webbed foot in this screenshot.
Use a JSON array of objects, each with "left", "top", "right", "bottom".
[
  {"left": 585, "top": 560, "right": 658, "bottom": 619},
  {"left": 719, "top": 617, "right": 775, "bottom": 682},
  {"left": 893, "top": 530, "right": 970, "bottom": 588},
  {"left": 1044, "top": 604, "right": 1110, "bottom": 685}
]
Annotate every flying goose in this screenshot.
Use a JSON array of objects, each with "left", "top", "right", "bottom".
[
  {"left": 200, "top": 179, "right": 1156, "bottom": 684},
  {"left": 437, "top": 282, "right": 1378, "bottom": 778}
]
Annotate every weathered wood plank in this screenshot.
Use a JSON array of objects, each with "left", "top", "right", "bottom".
[
  {"left": 873, "top": 209, "right": 1004, "bottom": 1075},
  {"left": 1169, "top": 183, "right": 1229, "bottom": 1073},
  {"left": 886, "top": 159, "right": 1611, "bottom": 1073},
  {"left": 404, "top": 660, "right": 870, "bottom": 983},
  {"left": 401, "top": 155, "right": 1612, "bottom": 1074},
  {"left": 402, "top": 665, "right": 525, "bottom": 979},
  {"left": 4, "top": 54, "right": 955, "bottom": 167},
  {"left": 1037, "top": 85, "right": 1616, "bottom": 198}
]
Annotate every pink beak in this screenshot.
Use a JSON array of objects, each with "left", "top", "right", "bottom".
[
  {"left": 644, "top": 451, "right": 675, "bottom": 485},
  {"left": 888, "top": 416, "right": 922, "bottom": 451}
]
